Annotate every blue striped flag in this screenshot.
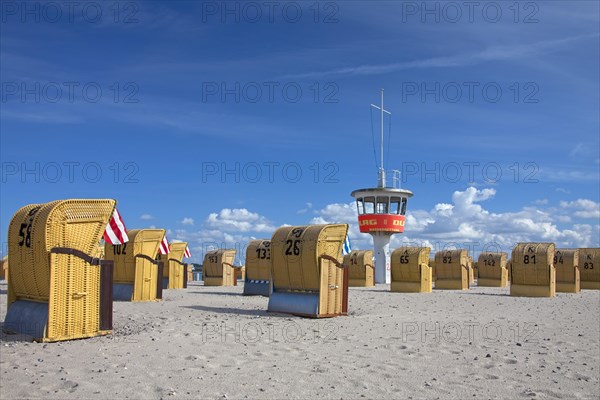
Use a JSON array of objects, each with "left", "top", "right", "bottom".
[{"left": 342, "top": 235, "right": 352, "bottom": 255}]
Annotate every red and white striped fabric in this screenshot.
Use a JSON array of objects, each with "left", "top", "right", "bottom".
[
  {"left": 159, "top": 235, "right": 170, "bottom": 255},
  {"left": 184, "top": 245, "right": 192, "bottom": 258},
  {"left": 103, "top": 208, "right": 129, "bottom": 245}
]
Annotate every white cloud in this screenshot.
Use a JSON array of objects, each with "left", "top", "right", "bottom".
[
  {"left": 574, "top": 210, "right": 600, "bottom": 219},
  {"left": 309, "top": 187, "right": 599, "bottom": 256},
  {"left": 181, "top": 217, "right": 194, "bottom": 226},
  {"left": 205, "top": 208, "right": 276, "bottom": 233},
  {"left": 140, "top": 213, "right": 154, "bottom": 220},
  {"left": 560, "top": 199, "right": 600, "bottom": 219},
  {"left": 282, "top": 34, "right": 598, "bottom": 79},
  {"left": 297, "top": 202, "right": 314, "bottom": 214},
  {"left": 555, "top": 215, "right": 572, "bottom": 223},
  {"left": 569, "top": 143, "right": 600, "bottom": 162},
  {"left": 172, "top": 209, "right": 276, "bottom": 263},
  {"left": 296, "top": 202, "right": 312, "bottom": 214},
  {"left": 163, "top": 189, "right": 599, "bottom": 263},
  {"left": 433, "top": 203, "right": 453, "bottom": 217},
  {"left": 310, "top": 202, "right": 358, "bottom": 224}
]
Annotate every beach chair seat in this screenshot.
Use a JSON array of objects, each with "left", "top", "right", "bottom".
[
  {"left": 390, "top": 247, "right": 432, "bottom": 293},
  {"left": 236, "top": 266, "right": 245, "bottom": 281},
  {"left": 105, "top": 229, "right": 164, "bottom": 301},
  {"left": 578, "top": 248, "right": 599, "bottom": 290},
  {"left": 477, "top": 252, "right": 508, "bottom": 287},
  {"left": 0, "top": 256, "right": 7, "bottom": 281},
  {"left": 203, "top": 249, "right": 237, "bottom": 286},
  {"left": 510, "top": 243, "right": 556, "bottom": 297},
  {"left": 344, "top": 250, "right": 374, "bottom": 287},
  {"left": 267, "top": 224, "right": 348, "bottom": 318},
  {"left": 467, "top": 256, "right": 474, "bottom": 285},
  {"left": 159, "top": 242, "right": 188, "bottom": 289},
  {"left": 244, "top": 240, "right": 272, "bottom": 296},
  {"left": 434, "top": 249, "right": 469, "bottom": 290},
  {"left": 5, "top": 199, "right": 115, "bottom": 342},
  {"left": 554, "top": 249, "right": 580, "bottom": 293},
  {"left": 187, "top": 267, "right": 194, "bottom": 283}
]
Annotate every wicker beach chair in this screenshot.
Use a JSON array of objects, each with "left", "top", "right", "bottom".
[
  {"left": 244, "top": 240, "right": 272, "bottom": 296},
  {"left": 267, "top": 224, "right": 348, "bottom": 318},
  {"left": 434, "top": 249, "right": 469, "bottom": 290},
  {"left": 510, "top": 243, "right": 556, "bottom": 297},
  {"left": 390, "top": 247, "right": 432, "bottom": 293},
  {"left": 105, "top": 229, "right": 165, "bottom": 301},
  {"left": 5, "top": 199, "right": 115, "bottom": 342},
  {"left": 344, "top": 250, "right": 375, "bottom": 287}
]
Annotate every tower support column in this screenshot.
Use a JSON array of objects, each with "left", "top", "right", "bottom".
[{"left": 373, "top": 233, "right": 392, "bottom": 284}]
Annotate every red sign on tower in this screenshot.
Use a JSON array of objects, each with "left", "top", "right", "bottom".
[{"left": 358, "top": 214, "right": 406, "bottom": 233}]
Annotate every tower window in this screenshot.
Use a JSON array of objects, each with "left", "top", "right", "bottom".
[
  {"left": 401, "top": 198, "right": 407, "bottom": 215},
  {"left": 376, "top": 196, "right": 389, "bottom": 214},
  {"left": 390, "top": 197, "right": 401, "bottom": 214},
  {"left": 356, "top": 198, "right": 365, "bottom": 214},
  {"left": 364, "top": 197, "right": 375, "bottom": 214}
]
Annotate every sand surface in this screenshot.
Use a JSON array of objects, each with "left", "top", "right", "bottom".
[{"left": 1, "top": 281, "right": 599, "bottom": 399}]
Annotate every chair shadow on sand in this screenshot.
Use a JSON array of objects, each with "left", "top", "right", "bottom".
[
  {"left": 0, "top": 322, "right": 36, "bottom": 342},
  {"left": 185, "top": 290, "right": 247, "bottom": 297},
  {"left": 462, "top": 290, "right": 509, "bottom": 297},
  {"left": 355, "top": 287, "right": 510, "bottom": 297},
  {"left": 182, "top": 305, "right": 290, "bottom": 318},
  {"left": 348, "top": 288, "right": 388, "bottom": 294}
]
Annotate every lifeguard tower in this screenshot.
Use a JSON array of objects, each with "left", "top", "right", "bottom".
[{"left": 351, "top": 89, "right": 413, "bottom": 284}]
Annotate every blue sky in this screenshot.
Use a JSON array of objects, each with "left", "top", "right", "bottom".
[{"left": 1, "top": 0, "right": 599, "bottom": 262}]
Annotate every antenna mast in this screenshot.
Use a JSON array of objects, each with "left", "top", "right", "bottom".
[{"left": 370, "top": 88, "right": 391, "bottom": 188}]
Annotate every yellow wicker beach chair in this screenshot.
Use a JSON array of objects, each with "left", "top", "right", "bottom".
[
  {"left": 0, "top": 256, "right": 7, "bottom": 281},
  {"left": 244, "top": 240, "right": 272, "bottom": 296},
  {"left": 343, "top": 250, "right": 374, "bottom": 287},
  {"left": 554, "top": 249, "right": 580, "bottom": 293},
  {"left": 159, "top": 242, "right": 188, "bottom": 289},
  {"left": 390, "top": 247, "right": 432, "bottom": 293},
  {"left": 187, "top": 266, "right": 194, "bottom": 283},
  {"left": 477, "top": 252, "right": 508, "bottom": 287},
  {"left": 203, "top": 249, "right": 237, "bottom": 286},
  {"left": 467, "top": 256, "right": 474, "bottom": 285},
  {"left": 4, "top": 199, "right": 115, "bottom": 342},
  {"left": 267, "top": 224, "right": 348, "bottom": 318},
  {"left": 578, "top": 248, "right": 599, "bottom": 290},
  {"left": 235, "top": 266, "right": 245, "bottom": 281},
  {"left": 104, "top": 229, "right": 165, "bottom": 301},
  {"left": 510, "top": 243, "right": 556, "bottom": 297},
  {"left": 434, "top": 249, "right": 469, "bottom": 290}
]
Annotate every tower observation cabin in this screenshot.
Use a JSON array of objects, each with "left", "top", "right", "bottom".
[{"left": 351, "top": 89, "right": 413, "bottom": 284}]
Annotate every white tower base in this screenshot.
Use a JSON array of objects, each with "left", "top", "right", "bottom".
[{"left": 372, "top": 233, "right": 392, "bottom": 284}]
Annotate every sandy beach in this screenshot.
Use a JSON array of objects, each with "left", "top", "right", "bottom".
[{"left": 1, "top": 280, "right": 599, "bottom": 399}]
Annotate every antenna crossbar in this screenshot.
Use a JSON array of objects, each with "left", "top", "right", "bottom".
[{"left": 370, "top": 104, "right": 391, "bottom": 115}]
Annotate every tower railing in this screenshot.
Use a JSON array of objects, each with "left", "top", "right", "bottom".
[
  {"left": 390, "top": 170, "right": 401, "bottom": 189},
  {"left": 377, "top": 169, "right": 401, "bottom": 189}
]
